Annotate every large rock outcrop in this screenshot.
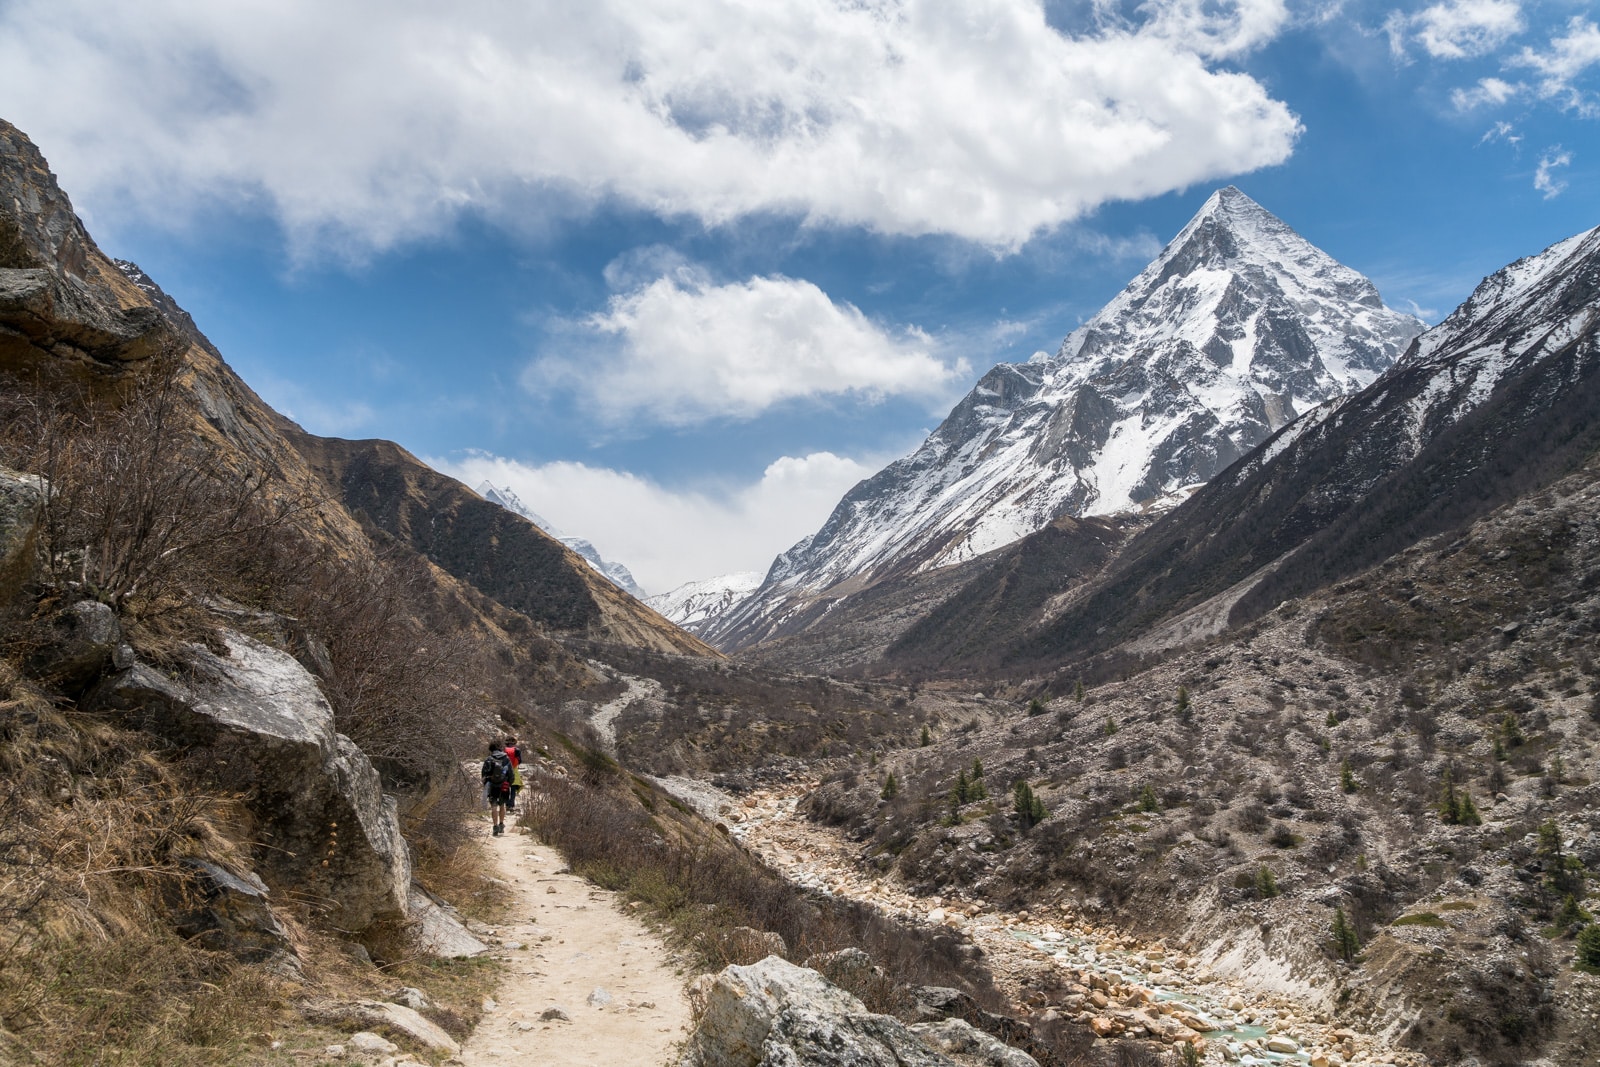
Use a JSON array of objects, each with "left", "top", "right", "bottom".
[
  {"left": 89, "top": 630, "right": 410, "bottom": 930},
  {"left": 678, "top": 956, "right": 1037, "bottom": 1067},
  {"left": 0, "top": 466, "right": 42, "bottom": 605}
]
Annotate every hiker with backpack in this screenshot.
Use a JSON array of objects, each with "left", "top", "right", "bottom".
[
  {"left": 482, "top": 741, "right": 513, "bottom": 836},
  {"left": 504, "top": 736, "right": 523, "bottom": 813}
]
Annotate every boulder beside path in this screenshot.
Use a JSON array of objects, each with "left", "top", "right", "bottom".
[{"left": 90, "top": 629, "right": 410, "bottom": 930}]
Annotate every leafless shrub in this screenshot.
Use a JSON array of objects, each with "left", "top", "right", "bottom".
[{"left": 0, "top": 357, "right": 312, "bottom": 615}]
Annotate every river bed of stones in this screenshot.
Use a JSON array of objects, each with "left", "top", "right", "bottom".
[{"left": 706, "top": 780, "right": 1430, "bottom": 1067}]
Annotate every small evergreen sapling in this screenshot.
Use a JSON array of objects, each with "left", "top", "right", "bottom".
[
  {"left": 919, "top": 724, "right": 931, "bottom": 747},
  {"left": 880, "top": 772, "right": 899, "bottom": 800},
  {"left": 1577, "top": 924, "right": 1600, "bottom": 970},
  {"left": 1332, "top": 905, "right": 1360, "bottom": 962},
  {"left": 1340, "top": 758, "right": 1358, "bottom": 794},
  {"left": 1012, "top": 780, "right": 1047, "bottom": 830},
  {"left": 1255, "top": 864, "right": 1280, "bottom": 899}
]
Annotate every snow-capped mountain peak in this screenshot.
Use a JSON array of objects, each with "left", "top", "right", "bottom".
[
  {"left": 474, "top": 481, "right": 647, "bottom": 599},
  {"left": 646, "top": 572, "right": 764, "bottom": 636},
  {"left": 706, "top": 188, "right": 1425, "bottom": 650}
]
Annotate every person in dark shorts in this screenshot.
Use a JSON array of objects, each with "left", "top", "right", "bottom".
[
  {"left": 482, "top": 741, "right": 512, "bottom": 836},
  {"left": 505, "top": 736, "right": 522, "bottom": 812}
]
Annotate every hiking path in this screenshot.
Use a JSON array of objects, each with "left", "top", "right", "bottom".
[{"left": 455, "top": 824, "right": 692, "bottom": 1066}]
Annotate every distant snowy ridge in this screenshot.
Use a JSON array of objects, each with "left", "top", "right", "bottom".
[
  {"left": 646, "top": 572, "right": 764, "bottom": 635},
  {"left": 708, "top": 187, "right": 1424, "bottom": 650},
  {"left": 475, "top": 482, "right": 647, "bottom": 598}
]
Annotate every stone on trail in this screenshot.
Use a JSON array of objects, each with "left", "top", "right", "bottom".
[
  {"left": 408, "top": 886, "right": 489, "bottom": 958},
  {"left": 677, "top": 956, "right": 1039, "bottom": 1067},
  {"left": 588, "top": 987, "right": 614, "bottom": 1008},
  {"left": 540, "top": 1007, "right": 571, "bottom": 1022}
]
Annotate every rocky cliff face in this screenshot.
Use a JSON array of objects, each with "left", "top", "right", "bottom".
[
  {"left": 709, "top": 188, "right": 1422, "bottom": 652},
  {"left": 1002, "top": 219, "right": 1600, "bottom": 671}
]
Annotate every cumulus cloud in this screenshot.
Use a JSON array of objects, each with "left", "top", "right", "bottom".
[
  {"left": 430, "top": 450, "right": 885, "bottom": 592},
  {"left": 1453, "top": 77, "right": 1522, "bottom": 109},
  {"left": 1395, "top": 0, "right": 1524, "bottom": 59},
  {"left": 1534, "top": 148, "right": 1571, "bottom": 198},
  {"left": 531, "top": 266, "right": 968, "bottom": 426},
  {"left": 0, "top": 0, "right": 1300, "bottom": 255},
  {"left": 1511, "top": 17, "right": 1600, "bottom": 112}
]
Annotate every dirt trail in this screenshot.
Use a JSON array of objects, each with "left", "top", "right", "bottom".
[{"left": 456, "top": 824, "right": 691, "bottom": 1067}]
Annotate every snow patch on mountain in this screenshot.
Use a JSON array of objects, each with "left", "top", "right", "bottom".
[
  {"left": 646, "top": 573, "right": 764, "bottom": 635},
  {"left": 708, "top": 187, "right": 1425, "bottom": 650},
  {"left": 475, "top": 482, "right": 647, "bottom": 598}
]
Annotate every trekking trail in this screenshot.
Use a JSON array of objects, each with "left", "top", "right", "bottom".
[{"left": 456, "top": 823, "right": 691, "bottom": 1066}]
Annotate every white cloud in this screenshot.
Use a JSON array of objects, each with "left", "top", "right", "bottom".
[
  {"left": 1405, "top": 0, "right": 1524, "bottom": 59},
  {"left": 1511, "top": 17, "right": 1600, "bottom": 112},
  {"left": 1534, "top": 148, "right": 1571, "bottom": 198},
  {"left": 430, "top": 450, "right": 886, "bottom": 592},
  {"left": 1136, "top": 0, "right": 1289, "bottom": 58},
  {"left": 531, "top": 266, "right": 969, "bottom": 426},
  {"left": 0, "top": 0, "right": 1300, "bottom": 255},
  {"left": 1453, "top": 77, "right": 1522, "bottom": 110}
]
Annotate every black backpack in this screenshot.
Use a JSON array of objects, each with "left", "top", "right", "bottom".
[{"left": 484, "top": 753, "right": 511, "bottom": 795}]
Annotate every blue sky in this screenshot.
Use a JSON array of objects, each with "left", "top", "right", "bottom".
[{"left": 1, "top": 0, "right": 1595, "bottom": 592}]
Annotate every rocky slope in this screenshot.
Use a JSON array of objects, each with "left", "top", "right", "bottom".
[
  {"left": 286, "top": 435, "right": 708, "bottom": 656},
  {"left": 477, "top": 481, "right": 647, "bottom": 599},
  {"left": 710, "top": 188, "right": 1422, "bottom": 652},
  {"left": 988, "top": 219, "right": 1600, "bottom": 677}
]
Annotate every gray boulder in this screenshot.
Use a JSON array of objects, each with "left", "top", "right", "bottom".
[
  {"left": 27, "top": 599, "right": 121, "bottom": 695},
  {"left": 677, "top": 956, "right": 1037, "bottom": 1067},
  {"left": 89, "top": 630, "right": 410, "bottom": 930},
  {"left": 407, "top": 885, "right": 488, "bottom": 958},
  {"left": 909, "top": 1019, "right": 1042, "bottom": 1067},
  {"left": 0, "top": 466, "right": 42, "bottom": 606},
  {"left": 167, "top": 858, "right": 297, "bottom": 970}
]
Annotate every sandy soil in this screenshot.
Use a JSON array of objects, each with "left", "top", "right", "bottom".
[{"left": 455, "top": 824, "right": 692, "bottom": 1067}]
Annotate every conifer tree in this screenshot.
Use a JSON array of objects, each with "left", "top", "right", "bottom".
[
  {"left": 1074, "top": 679, "right": 1085, "bottom": 702},
  {"left": 1012, "top": 780, "right": 1047, "bottom": 830},
  {"left": 919, "top": 724, "right": 931, "bottom": 747},
  {"left": 1255, "top": 864, "right": 1279, "bottom": 899},
  {"left": 1438, "top": 767, "right": 1462, "bottom": 824},
  {"left": 881, "top": 772, "right": 899, "bottom": 800},
  {"left": 1340, "top": 758, "right": 1357, "bottom": 794},
  {"left": 1332, "top": 906, "right": 1360, "bottom": 961},
  {"left": 1577, "top": 924, "right": 1600, "bottom": 969},
  {"left": 1138, "top": 783, "right": 1160, "bottom": 813}
]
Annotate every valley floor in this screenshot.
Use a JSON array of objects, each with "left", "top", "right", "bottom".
[
  {"left": 704, "top": 781, "right": 1432, "bottom": 1067},
  {"left": 457, "top": 823, "right": 692, "bottom": 1066}
]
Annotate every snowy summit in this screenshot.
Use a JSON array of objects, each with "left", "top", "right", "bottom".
[{"left": 708, "top": 188, "right": 1425, "bottom": 649}]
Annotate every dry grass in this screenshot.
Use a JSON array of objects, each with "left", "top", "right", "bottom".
[{"left": 0, "top": 675, "right": 289, "bottom": 1065}]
